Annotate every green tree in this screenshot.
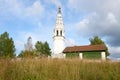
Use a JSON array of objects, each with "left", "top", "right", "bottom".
[
  {"left": 18, "top": 50, "right": 24, "bottom": 57},
  {"left": 0, "top": 32, "right": 16, "bottom": 58},
  {"left": 89, "top": 36, "right": 105, "bottom": 45},
  {"left": 35, "top": 41, "right": 51, "bottom": 56},
  {"left": 18, "top": 50, "right": 34, "bottom": 58},
  {"left": 44, "top": 41, "right": 51, "bottom": 55},
  {"left": 89, "top": 36, "right": 109, "bottom": 56},
  {"left": 35, "top": 41, "right": 43, "bottom": 56}
]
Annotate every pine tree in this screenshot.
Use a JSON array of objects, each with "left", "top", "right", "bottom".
[
  {"left": 44, "top": 41, "right": 51, "bottom": 55},
  {"left": 35, "top": 41, "right": 43, "bottom": 55},
  {"left": 35, "top": 41, "right": 51, "bottom": 56},
  {"left": 0, "top": 32, "right": 16, "bottom": 58},
  {"left": 89, "top": 36, "right": 105, "bottom": 45}
]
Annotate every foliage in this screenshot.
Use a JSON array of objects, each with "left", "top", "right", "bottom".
[
  {"left": 89, "top": 36, "right": 110, "bottom": 56},
  {"left": 18, "top": 50, "right": 35, "bottom": 58},
  {"left": 89, "top": 36, "right": 105, "bottom": 45},
  {"left": 0, "top": 32, "right": 16, "bottom": 58},
  {"left": 18, "top": 41, "right": 51, "bottom": 58},
  {"left": 35, "top": 41, "right": 51, "bottom": 56},
  {"left": 0, "top": 59, "right": 120, "bottom": 80}
]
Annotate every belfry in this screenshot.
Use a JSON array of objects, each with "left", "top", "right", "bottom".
[{"left": 52, "top": 7, "right": 65, "bottom": 58}]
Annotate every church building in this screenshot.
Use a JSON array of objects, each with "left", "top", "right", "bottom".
[
  {"left": 52, "top": 7, "right": 65, "bottom": 58},
  {"left": 52, "top": 7, "right": 107, "bottom": 60},
  {"left": 63, "top": 44, "right": 107, "bottom": 60}
]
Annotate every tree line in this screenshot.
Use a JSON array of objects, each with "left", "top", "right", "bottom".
[
  {"left": 0, "top": 32, "right": 51, "bottom": 58},
  {"left": 0, "top": 32, "right": 109, "bottom": 58},
  {"left": 18, "top": 41, "right": 51, "bottom": 58}
]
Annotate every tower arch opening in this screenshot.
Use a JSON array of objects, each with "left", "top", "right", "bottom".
[
  {"left": 60, "top": 30, "right": 62, "bottom": 36},
  {"left": 56, "top": 30, "right": 58, "bottom": 36}
]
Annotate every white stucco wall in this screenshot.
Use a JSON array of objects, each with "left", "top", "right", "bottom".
[
  {"left": 101, "top": 52, "right": 106, "bottom": 60},
  {"left": 53, "top": 37, "right": 65, "bottom": 54},
  {"left": 79, "top": 53, "right": 83, "bottom": 60}
]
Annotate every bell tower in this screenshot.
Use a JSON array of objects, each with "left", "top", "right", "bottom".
[{"left": 52, "top": 7, "right": 65, "bottom": 58}]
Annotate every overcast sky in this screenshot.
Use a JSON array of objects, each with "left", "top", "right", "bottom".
[{"left": 0, "top": 0, "right": 120, "bottom": 58}]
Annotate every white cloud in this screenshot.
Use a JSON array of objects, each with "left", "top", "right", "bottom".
[
  {"left": 77, "top": 12, "right": 120, "bottom": 46},
  {"left": 109, "top": 46, "right": 120, "bottom": 54},
  {"left": 68, "top": 0, "right": 120, "bottom": 13},
  {"left": 107, "top": 13, "right": 117, "bottom": 24},
  {"left": 23, "top": 0, "right": 44, "bottom": 17},
  {"left": 0, "top": 0, "right": 44, "bottom": 18},
  {"left": 66, "top": 38, "right": 77, "bottom": 46},
  {"left": 67, "top": 0, "right": 120, "bottom": 55},
  {"left": 45, "top": 0, "right": 62, "bottom": 7}
]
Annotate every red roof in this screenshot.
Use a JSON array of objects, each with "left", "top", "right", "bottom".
[{"left": 63, "top": 44, "right": 107, "bottom": 53}]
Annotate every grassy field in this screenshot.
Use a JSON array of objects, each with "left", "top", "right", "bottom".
[{"left": 0, "top": 58, "right": 120, "bottom": 80}]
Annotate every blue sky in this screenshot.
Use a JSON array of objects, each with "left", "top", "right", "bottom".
[{"left": 0, "top": 0, "right": 120, "bottom": 59}]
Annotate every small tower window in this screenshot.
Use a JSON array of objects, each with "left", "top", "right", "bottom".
[
  {"left": 60, "top": 30, "right": 62, "bottom": 36},
  {"left": 56, "top": 30, "right": 58, "bottom": 36}
]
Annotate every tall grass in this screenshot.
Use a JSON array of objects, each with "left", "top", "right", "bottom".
[{"left": 0, "top": 58, "right": 120, "bottom": 80}]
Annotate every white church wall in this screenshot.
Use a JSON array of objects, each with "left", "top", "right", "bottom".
[
  {"left": 79, "top": 53, "right": 83, "bottom": 60},
  {"left": 53, "top": 37, "right": 65, "bottom": 54},
  {"left": 101, "top": 52, "right": 106, "bottom": 60}
]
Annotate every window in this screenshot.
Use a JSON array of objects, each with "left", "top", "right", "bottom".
[
  {"left": 57, "top": 30, "right": 58, "bottom": 36},
  {"left": 60, "top": 30, "right": 62, "bottom": 36}
]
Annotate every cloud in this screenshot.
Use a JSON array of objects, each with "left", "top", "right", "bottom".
[
  {"left": 23, "top": 0, "right": 44, "bottom": 17},
  {"left": 66, "top": 38, "right": 77, "bottom": 46},
  {"left": 77, "top": 12, "right": 120, "bottom": 47},
  {"left": 68, "top": 0, "right": 120, "bottom": 47},
  {"left": 68, "top": 0, "right": 120, "bottom": 13},
  {"left": 67, "top": 0, "right": 120, "bottom": 55},
  {"left": 45, "top": 0, "right": 62, "bottom": 7},
  {"left": 109, "top": 46, "right": 120, "bottom": 54},
  {"left": 0, "top": 0, "right": 44, "bottom": 18}
]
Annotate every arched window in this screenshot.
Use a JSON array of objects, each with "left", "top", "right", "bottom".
[
  {"left": 60, "top": 30, "right": 62, "bottom": 36},
  {"left": 56, "top": 30, "right": 58, "bottom": 36}
]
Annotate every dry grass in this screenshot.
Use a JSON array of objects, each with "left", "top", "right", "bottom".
[{"left": 0, "top": 58, "right": 120, "bottom": 80}]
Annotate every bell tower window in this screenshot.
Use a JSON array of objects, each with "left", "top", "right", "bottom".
[
  {"left": 56, "top": 30, "right": 58, "bottom": 36},
  {"left": 60, "top": 30, "right": 62, "bottom": 36}
]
